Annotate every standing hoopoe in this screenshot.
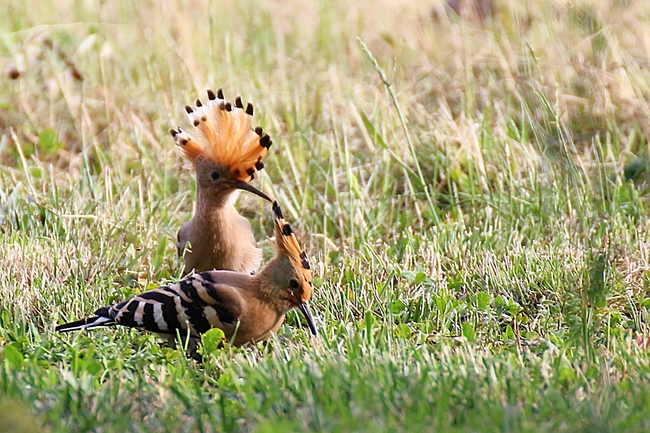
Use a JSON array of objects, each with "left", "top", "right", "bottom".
[
  {"left": 56, "top": 201, "right": 316, "bottom": 347},
  {"left": 170, "top": 88, "right": 273, "bottom": 275}
]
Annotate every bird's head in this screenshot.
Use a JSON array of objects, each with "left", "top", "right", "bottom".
[
  {"left": 264, "top": 201, "right": 317, "bottom": 336},
  {"left": 170, "top": 88, "right": 272, "bottom": 203}
]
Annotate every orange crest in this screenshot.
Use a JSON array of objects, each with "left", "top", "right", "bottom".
[
  {"left": 170, "top": 88, "right": 272, "bottom": 182},
  {"left": 272, "top": 201, "right": 312, "bottom": 301}
]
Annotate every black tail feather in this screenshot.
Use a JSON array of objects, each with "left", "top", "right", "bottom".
[{"left": 56, "top": 316, "right": 114, "bottom": 333}]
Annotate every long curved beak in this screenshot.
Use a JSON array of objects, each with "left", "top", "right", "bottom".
[
  {"left": 227, "top": 180, "right": 272, "bottom": 202},
  {"left": 298, "top": 302, "right": 318, "bottom": 336}
]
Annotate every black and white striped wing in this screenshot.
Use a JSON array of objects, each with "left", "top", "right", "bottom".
[{"left": 57, "top": 273, "right": 243, "bottom": 337}]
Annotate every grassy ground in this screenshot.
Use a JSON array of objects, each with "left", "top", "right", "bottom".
[{"left": 2, "top": 0, "right": 650, "bottom": 431}]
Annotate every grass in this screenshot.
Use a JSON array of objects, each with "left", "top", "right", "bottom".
[{"left": 2, "top": 0, "right": 650, "bottom": 431}]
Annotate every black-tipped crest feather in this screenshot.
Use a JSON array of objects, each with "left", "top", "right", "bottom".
[
  {"left": 171, "top": 86, "right": 270, "bottom": 182},
  {"left": 272, "top": 201, "right": 312, "bottom": 298}
]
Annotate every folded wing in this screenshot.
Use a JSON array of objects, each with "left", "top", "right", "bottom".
[{"left": 56, "top": 272, "right": 246, "bottom": 338}]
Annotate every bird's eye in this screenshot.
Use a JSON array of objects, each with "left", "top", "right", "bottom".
[
  {"left": 289, "top": 279, "right": 299, "bottom": 289},
  {"left": 210, "top": 171, "right": 220, "bottom": 180}
]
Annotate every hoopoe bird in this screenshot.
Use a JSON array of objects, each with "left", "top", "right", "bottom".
[
  {"left": 170, "top": 88, "right": 273, "bottom": 275},
  {"left": 56, "top": 202, "right": 317, "bottom": 347}
]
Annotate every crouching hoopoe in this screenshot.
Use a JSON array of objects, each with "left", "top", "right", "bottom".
[
  {"left": 56, "top": 202, "right": 316, "bottom": 347},
  {"left": 170, "top": 88, "right": 273, "bottom": 275}
]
